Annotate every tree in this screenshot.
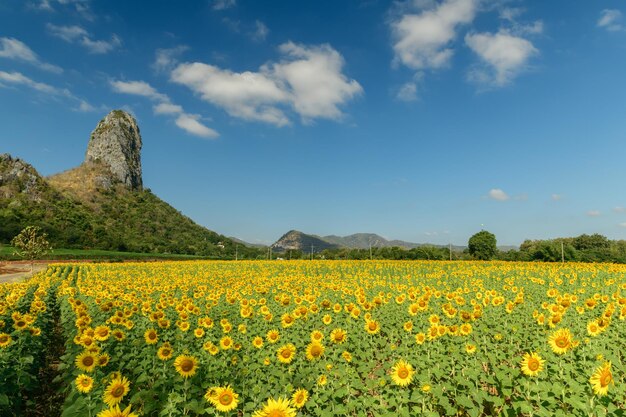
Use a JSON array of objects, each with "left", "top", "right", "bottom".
[
  {"left": 11, "top": 226, "right": 52, "bottom": 273},
  {"left": 468, "top": 230, "right": 497, "bottom": 260}
]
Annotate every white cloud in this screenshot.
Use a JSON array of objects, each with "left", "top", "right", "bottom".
[
  {"left": 551, "top": 194, "right": 563, "bottom": 201},
  {"left": 619, "top": 222, "right": 626, "bottom": 228},
  {"left": 488, "top": 188, "right": 510, "bottom": 201},
  {"left": 391, "top": 0, "right": 478, "bottom": 71},
  {"left": 110, "top": 80, "right": 168, "bottom": 101},
  {"left": 110, "top": 78, "right": 217, "bottom": 138},
  {"left": 396, "top": 81, "right": 418, "bottom": 101},
  {"left": 587, "top": 210, "right": 601, "bottom": 217},
  {"left": 171, "top": 42, "right": 362, "bottom": 126},
  {"left": 0, "top": 37, "right": 62, "bottom": 73},
  {"left": 614, "top": 206, "right": 625, "bottom": 213},
  {"left": 0, "top": 70, "right": 99, "bottom": 111},
  {"left": 0, "top": 70, "right": 68, "bottom": 95},
  {"left": 33, "top": 0, "right": 94, "bottom": 19},
  {"left": 213, "top": 0, "right": 236, "bottom": 10},
  {"left": 465, "top": 30, "right": 538, "bottom": 86},
  {"left": 153, "top": 45, "right": 189, "bottom": 73},
  {"left": 175, "top": 114, "right": 218, "bottom": 138},
  {"left": 47, "top": 24, "right": 121, "bottom": 54},
  {"left": 598, "top": 9, "right": 624, "bottom": 32},
  {"left": 153, "top": 102, "right": 183, "bottom": 115},
  {"left": 252, "top": 20, "right": 269, "bottom": 42}
]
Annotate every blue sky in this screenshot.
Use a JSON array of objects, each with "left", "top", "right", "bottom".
[{"left": 1, "top": 0, "right": 626, "bottom": 246}]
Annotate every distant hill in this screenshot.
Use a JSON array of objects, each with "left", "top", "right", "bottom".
[
  {"left": 0, "top": 110, "right": 260, "bottom": 258},
  {"left": 272, "top": 230, "right": 340, "bottom": 253}
]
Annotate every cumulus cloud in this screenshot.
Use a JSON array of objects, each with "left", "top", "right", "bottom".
[
  {"left": 598, "top": 9, "right": 624, "bottom": 32},
  {"left": 587, "top": 210, "right": 601, "bottom": 217},
  {"left": 619, "top": 222, "right": 626, "bottom": 228},
  {"left": 110, "top": 79, "right": 217, "bottom": 138},
  {"left": 551, "top": 194, "right": 563, "bottom": 201},
  {"left": 213, "top": 0, "right": 236, "bottom": 10},
  {"left": 171, "top": 42, "right": 362, "bottom": 126},
  {"left": 175, "top": 114, "right": 218, "bottom": 138},
  {"left": 396, "top": 81, "right": 418, "bottom": 101},
  {"left": 488, "top": 188, "right": 510, "bottom": 201},
  {"left": 390, "top": 0, "right": 478, "bottom": 71},
  {"left": 465, "top": 30, "right": 538, "bottom": 86},
  {"left": 0, "top": 37, "right": 62, "bottom": 73},
  {"left": 252, "top": 20, "right": 269, "bottom": 42},
  {"left": 47, "top": 23, "right": 121, "bottom": 54},
  {"left": 0, "top": 70, "right": 100, "bottom": 111},
  {"left": 614, "top": 206, "right": 626, "bottom": 213},
  {"left": 153, "top": 45, "right": 189, "bottom": 73}
]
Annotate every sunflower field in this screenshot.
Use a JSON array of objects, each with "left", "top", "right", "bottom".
[{"left": 1, "top": 260, "right": 625, "bottom": 417}]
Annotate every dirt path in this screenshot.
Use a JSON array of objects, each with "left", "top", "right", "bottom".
[{"left": 0, "top": 262, "right": 48, "bottom": 283}]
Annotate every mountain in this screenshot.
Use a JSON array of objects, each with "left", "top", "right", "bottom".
[
  {"left": 272, "top": 230, "right": 340, "bottom": 253},
  {"left": 0, "top": 110, "right": 260, "bottom": 258}
]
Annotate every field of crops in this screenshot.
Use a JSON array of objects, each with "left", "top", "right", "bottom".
[{"left": 1, "top": 261, "right": 625, "bottom": 417}]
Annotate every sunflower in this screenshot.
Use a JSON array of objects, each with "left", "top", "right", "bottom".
[
  {"left": 144, "top": 329, "right": 158, "bottom": 344},
  {"left": 75, "top": 350, "right": 99, "bottom": 373},
  {"left": 520, "top": 352, "right": 545, "bottom": 377},
  {"left": 403, "top": 321, "right": 413, "bottom": 332},
  {"left": 291, "top": 388, "right": 309, "bottom": 409},
  {"left": 459, "top": 323, "right": 472, "bottom": 336},
  {"left": 94, "top": 325, "right": 111, "bottom": 341},
  {"left": 322, "top": 314, "right": 332, "bottom": 325},
  {"left": 330, "top": 328, "right": 347, "bottom": 344},
  {"left": 13, "top": 318, "right": 28, "bottom": 331},
  {"left": 112, "top": 330, "right": 125, "bottom": 341},
  {"left": 98, "top": 353, "right": 111, "bottom": 367},
  {"left": 157, "top": 344, "right": 173, "bottom": 360},
  {"left": 305, "top": 342, "right": 325, "bottom": 361},
  {"left": 96, "top": 405, "right": 138, "bottom": 417},
  {"left": 277, "top": 344, "right": 296, "bottom": 364},
  {"left": 364, "top": 319, "right": 380, "bottom": 335},
  {"left": 266, "top": 329, "right": 280, "bottom": 344},
  {"left": 0, "top": 333, "right": 12, "bottom": 348},
  {"left": 587, "top": 320, "right": 601, "bottom": 337},
  {"left": 220, "top": 336, "right": 234, "bottom": 350},
  {"left": 317, "top": 374, "right": 327, "bottom": 386},
  {"left": 310, "top": 330, "right": 324, "bottom": 342},
  {"left": 174, "top": 355, "right": 198, "bottom": 378},
  {"left": 342, "top": 351, "right": 352, "bottom": 362},
  {"left": 252, "top": 397, "right": 296, "bottom": 417},
  {"left": 391, "top": 360, "right": 415, "bottom": 387},
  {"left": 589, "top": 362, "right": 613, "bottom": 396},
  {"left": 103, "top": 375, "right": 130, "bottom": 407},
  {"left": 206, "top": 385, "right": 239, "bottom": 413},
  {"left": 548, "top": 328, "right": 574, "bottom": 355},
  {"left": 75, "top": 374, "right": 94, "bottom": 393},
  {"left": 194, "top": 328, "right": 205, "bottom": 338},
  {"left": 252, "top": 336, "right": 264, "bottom": 349},
  {"left": 465, "top": 344, "right": 476, "bottom": 354},
  {"left": 415, "top": 332, "right": 426, "bottom": 345}
]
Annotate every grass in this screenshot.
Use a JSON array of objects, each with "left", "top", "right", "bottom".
[{"left": 0, "top": 246, "right": 207, "bottom": 261}]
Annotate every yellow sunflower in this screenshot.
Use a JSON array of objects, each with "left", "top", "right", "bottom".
[
  {"left": 103, "top": 375, "right": 130, "bottom": 407},
  {"left": 520, "top": 352, "right": 545, "bottom": 377},
  {"left": 364, "top": 319, "right": 380, "bottom": 335},
  {"left": 252, "top": 397, "right": 296, "bottom": 417},
  {"left": 587, "top": 320, "right": 601, "bottom": 337},
  {"left": 310, "top": 330, "right": 324, "bottom": 342},
  {"left": 277, "top": 344, "right": 296, "bottom": 364},
  {"left": 75, "top": 374, "right": 94, "bottom": 393},
  {"left": 305, "top": 342, "right": 325, "bottom": 361},
  {"left": 589, "top": 362, "right": 613, "bottom": 396},
  {"left": 330, "top": 328, "right": 347, "bottom": 344},
  {"left": 291, "top": 388, "right": 309, "bottom": 409},
  {"left": 75, "top": 350, "right": 99, "bottom": 373},
  {"left": 174, "top": 355, "right": 198, "bottom": 378},
  {"left": 0, "top": 333, "right": 12, "bottom": 348},
  {"left": 391, "top": 360, "right": 415, "bottom": 387},
  {"left": 548, "top": 328, "right": 574, "bottom": 355},
  {"left": 342, "top": 351, "right": 352, "bottom": 362},
  {"left": 415, "top": 332, "right": 426, "bottom": 345},
  {"left": 96, "top": 405, "right": 138, "bottom": 417},
  {"left": 465, "top": 344, "right": 476, "bottom": 354},
  {"left": 252, "top": 336, "right": 264, "bottom": 349},
  {"left": 266, "top": 329, "right": 280, "bottom": 344},
  {"left": 157, "top": 344, "right": 173, "bottom": 360},
  {"left": 220, "top": 336, "right": 234, "bottom": 350},
  {"left": 144, "top": 329, "right": 158, "bottom": 344},
  {"left": 206, "top": 385, "right": 239, "bottom": 412}
]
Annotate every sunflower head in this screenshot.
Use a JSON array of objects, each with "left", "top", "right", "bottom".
[
  {"left": 520, "top": 352, "right": 545, "bottom": 377},
  {"left": 391, "top": 359, "right": 415, "bottom": 387},
  {"left": 103, "top": 375, "right": 130, "bottom": 407},
  {"left": 174, "top": 355, "right": 198, "bottom": 378}
]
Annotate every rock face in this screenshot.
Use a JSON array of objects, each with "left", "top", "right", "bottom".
[
  {"left": 272, "top": 230, "right": 340, "bottom": 253},
  {"left": 0, "top": 153, "right": 47, "bottom": 201},
  {"left": 85, "top": 110, "right": 143, "bottom": 190}
]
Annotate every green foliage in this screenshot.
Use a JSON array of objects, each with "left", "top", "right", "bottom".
[
  {"left": 11, "top": 226, "right": 52, "bottom": 262},
  {"left": 468, "top": 230, "right": 497, "bottom": 260}
]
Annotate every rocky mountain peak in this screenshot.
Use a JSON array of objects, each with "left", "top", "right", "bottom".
[
  {"left": 85, "top": 110, "right": 143, "bottom": 190},
  {"left": 0, "top": 153, "right": 48, "bottom": 201}
]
